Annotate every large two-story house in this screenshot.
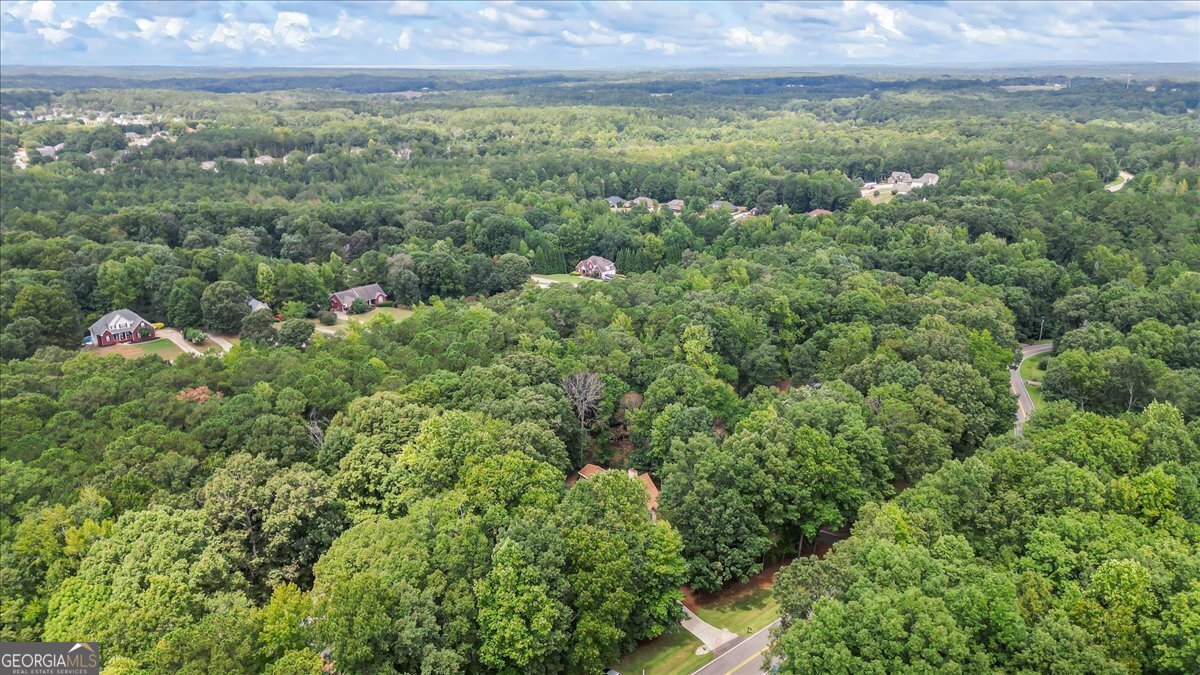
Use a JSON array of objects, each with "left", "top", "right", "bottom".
[{"left": 89, "top": 309, "right": 155, "bottom": 346}]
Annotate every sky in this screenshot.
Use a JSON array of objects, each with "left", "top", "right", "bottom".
[{"left": 1, "top": 1, "right": 1198, "bottom": 68}]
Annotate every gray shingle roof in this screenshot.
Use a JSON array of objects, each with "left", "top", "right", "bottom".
[
  {"left": 89, "top": 308, "right": 151, "bottom": 336},
  {"left": 330, "top": 283, "right": 387, "bottom": 306}
]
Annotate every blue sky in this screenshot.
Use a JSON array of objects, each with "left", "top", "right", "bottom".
[{"left": 1, "top": 1, "right": 1198, "bottom": 68}]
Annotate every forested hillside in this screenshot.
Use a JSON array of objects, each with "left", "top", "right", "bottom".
[{"left": 1, "top": 69, "right": 1197, "bottom": 674}]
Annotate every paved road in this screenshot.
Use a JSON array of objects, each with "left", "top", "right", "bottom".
[
  {"left": 688, "top": 620, "right": 779, "bottom": 675},
  {"left": 1106, "top": 170, "right": 1134, "bottom": 192},
  {"left": 1011, "top": 342, "right": 1053, "bottom": 434}
]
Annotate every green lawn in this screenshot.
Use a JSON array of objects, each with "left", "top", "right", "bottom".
[
  {"left": 137, "top": 339, "right": 182, "bottom": 360},
  {"left": 614, "top": 625, "right": 711, "bottom": 675},
  {"left": 348, "top": 306, "right": 414, "bottom": 324},
  {"left": 532, "top": 273, "right": 588, "bottom": 285},
  {"left": 1020, "top": 353, "right": 1049, "bottom": 407},
  {"left": 693, "top": 586, "right": 780, "bottom": 636}
]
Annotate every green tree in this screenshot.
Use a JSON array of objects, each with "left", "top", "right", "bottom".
[{"left": 201, "top": 281, "right": 250, "bottom": 333}]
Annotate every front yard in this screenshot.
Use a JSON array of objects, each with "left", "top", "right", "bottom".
[
  {"left": 88, "top": 338, "right": 183, "bottom": 361},
  {"left": 1020, "top": 352, "right": 1049, "bottom": 407},
  {"left": 613, "top": 625, "right": 711, "bottom": 675}
]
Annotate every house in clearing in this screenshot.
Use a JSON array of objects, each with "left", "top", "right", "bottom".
[
  {"left": 708, "top": 200, "right": 736, "bottom": 211},
  {"left": 731, "top": 207, "right": 760, "bottom": 222},
  {"left": 666, "top": 199, "right": 685, "bottom": 214},
  {"left": 576, "top": 256, "right": 617, "bottom": 280},
  {"left": 806, "top": 208, "right": 833, "bottom": 217},
  {"left": 915, "top": 172, "right": 939, "bottom": 187},
  {"left": 248, "top": 298, "right": 271, "bottom": 313},
  {"left": 628, "top": 196, "right": 656, "bottom": 210},
  {"left": 888, "top": 171, "right": 913, "bottom": 184},
  {"left": 605, "top": 196, "right": 627, "bottom": 210},
  {"left": 329, "top": 284, "right": 388, "bottom": 312},
  {"left": 89, "top": 309, "right": 155, "bottom": 347},
  {"left": 575, "top": 464, "right": 660, "bottom": 517}
]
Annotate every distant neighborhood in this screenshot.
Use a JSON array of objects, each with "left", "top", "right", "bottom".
[{"left": 861, "top": 171, "right": 940, "bottom": 199}]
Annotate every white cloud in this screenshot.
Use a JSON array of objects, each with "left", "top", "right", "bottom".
[
  {"left": 274, "top": 11, "right": 312, "bottom": 49},
  {"left": 434, "top": 35, "right": 508, "bottom": 54},
  {"left": 958, "top": 21, "right": 1017, "bottom": 45},
  {"left": 390, "top": 1, "right": 431, "bottom": 17},
  {"left": 396, "top": 27, "right": 411, "bottom": 50},
  {"left": 136, "top": 16, "right": 186, "bottom": 41},
  {"left": 865, "top": 2, "right": 903, "bottom": 38},
  {"left": 643, "top": 37, "right": 678, "bottom": 55},
  {"left": 208, "top": 14, "right": 273, "bottom": 51},
  {"left": 37, "top": 21, "right": 73, "bottom": 44},
  {"left": 562, "top": 21, "right": 632, "bottom": 46},
  {"left": 86, "top": 1, "right": 121, "bottom": 29},
  {"left": 726, "top": 26, "right": 795, "bottom": 54},
  {"left": 327, "top": 11, "right": 367, "bottom": 39},
  {"left": 4, "top": 0, "right": 56, "bottom": 24}
]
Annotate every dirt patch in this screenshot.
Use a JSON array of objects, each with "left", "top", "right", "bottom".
[
  {"left": 87, "top": 342, "right": 145, "bottom": 359},
  {"left": 682, "top": 558, "right": 791, "bottom": 612}
]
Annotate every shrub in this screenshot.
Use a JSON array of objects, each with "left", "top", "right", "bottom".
[
  {"left": 183, "top": 327, "right": 207, "bottom": 344},
  {"left": 348, "top": 298, "right": 369, "bottom": 314},
  {"left": 376, "top": 300, "right": 395, "bottom": 308},
  {"left": 318, "top": 311, "right": 337, "bottom": 326},
  {"left": 137, "top": 324, "right": 154, "bottom": 339}
]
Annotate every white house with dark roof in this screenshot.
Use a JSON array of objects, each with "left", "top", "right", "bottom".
[
  {"left": 329, "top": 284, "right": 388, "bottom": 312},
  {"left": 89, "top": 309, "right": 154, "bottom": 347}
]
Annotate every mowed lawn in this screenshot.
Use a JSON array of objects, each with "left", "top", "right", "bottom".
[
  {"left": 90, "top": 338, "right": 183, "bottom": 361},
  {"left": 693, "top": 586, "right": 780, "bottom": 636},
  {"left": 1020, "top": 352, "right": 1050, "bottom": 407},
  {"left": 532, "top": 273, "right": 589, "bottom": 285},
  {"left": 614, "top": 625, "right": 711, "bottom": 675},
  {"left": 348, "top": 306, "right": 414, "bottom": 324}
]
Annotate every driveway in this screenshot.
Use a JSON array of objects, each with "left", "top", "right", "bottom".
[
  {"left": 689, "top": 619, "right": 780, "bottom": 675},
  {"left": 1012, "top": 342, "right": 1053, "bottom": 434},
  {"left": 1105, "top": 170, "right": 1134, "bottom": 192},
  {"left": 157, "top": 328, "right": 203, "bottom": 357},
  {"left": 679, "top": 604, "right": 738, "bottom": 654},
  {"left": 207, "top": 334, "right": 235, "bottom": 352}
]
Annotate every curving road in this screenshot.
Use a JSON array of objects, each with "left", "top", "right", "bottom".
[
  {"left": 672, "top": 344, "right": 1054, "bottom": 675},
  {"left": 1105, "top": 170, "right": 1135, "bottom": 192},
  {"left": 1011, "top": 342, "right": 1053, "bottom": 434}
]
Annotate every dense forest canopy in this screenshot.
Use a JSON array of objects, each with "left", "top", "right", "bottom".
[{"left": 1, "top": 67, "right": 1198, "bottom": 674}]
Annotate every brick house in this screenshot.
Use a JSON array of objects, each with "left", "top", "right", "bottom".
[
  {"left": 89, "top": 309, "right": 155, "bottom": 347},
  {"left": 575, "top": 256, "right": 617, "bottom": 280},
  {"left": 329, "top": 283, "right": 388, "bottom": 312}
]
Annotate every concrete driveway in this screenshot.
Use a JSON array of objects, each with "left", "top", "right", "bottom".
[
  {"left": 157, "top": 328, "right": 203, "bottom": 357},
  {"left": 680, "top": 604, "right": 738, "bottom": 654}
]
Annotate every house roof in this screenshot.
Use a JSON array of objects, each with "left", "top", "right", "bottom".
[
  {"left": 330, "top": 283, "right": 387, "bottom": 305},
  {"left": 578, "top": 463, "right": 606, "bottom": 479},
  {"left": 917, "top": 172, "right": 939, "bottom": 183},
  {"left": 708, "top": 200, "right": 735, "bottom": 210},
  {"left": 89, "top": 308, "right": 150, "bottom": 335},
  {"left": 606, "top": 196, "right": 626, "bottom": 206},
  {"left": 578, "top": 255, "right": 615, "bottom": 269},
  {"left": 576, "top": 464, "right": 660, "bottom": 510},
  {"left": 248, "top": 298, "right": 270, "bottom": 313},
  {"left": 639, "top": 472, "right": 659, "bottom": 511},
  {"left": 667, "top": 199, "right": 685, "bottom": 209},
  {"left": 806, "top": 208, "right": 833, "bottom": 216}
]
